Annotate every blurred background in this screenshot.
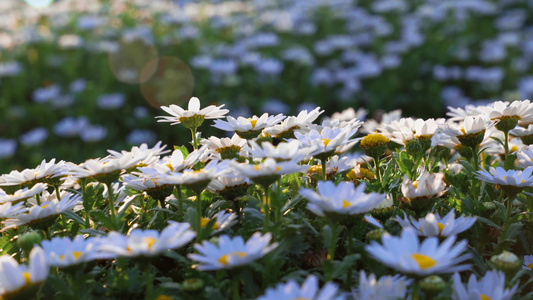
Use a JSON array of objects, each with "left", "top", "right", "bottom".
[{"left": 1, "top": 0, "right": 532, "bottom": 172}]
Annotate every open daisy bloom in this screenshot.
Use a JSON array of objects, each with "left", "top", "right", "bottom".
[
  {"left": 265, "top": 107, "right": 324, "bottom": 140},
  {"left": 41, "top": 236, "right": 102, "bottom": 268},
  {"left": 353, "top": 271, "right": 411, "bottom": 300},
  {"left": 452, "top": 270, "right": 517, "bottom": 300},
  {"left": 489, "top": 100, "right": 533, "bottom": 132},
  {"left": 97, "top": 222, "right": 196, "bottom": 258},
  {"left": 188, "top": 232, "right": 278, "bottom": 270},
  {"left": 156, "top": 97, "right": 229, "bottom": 128},
  {"left": 394, "top": 209, "right": 476, "bottom": 237},
  {"left": 442, "top": 116, "right": 489, "bottom": 149},
  {"left": 475, "top": 166, "right": 533, "bottom": 196},
  {"left": 299, "top": 181, "right": 386, "bottom": 220},
  {"left": 400, "top": 172, "right": 447, "bottom": 214},
  {"left": 256, "top": 275, "right": 344, "bottom": 300},
  {"left": 365, "top": 228, "right": 471, "bottom": 276},
  {"left": 213, "top": 113, "right": 286, "bottom": 139},
  {"left": 0, "top": 247, "right": 49, "bottom": 300}
]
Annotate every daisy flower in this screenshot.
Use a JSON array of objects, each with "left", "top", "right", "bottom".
[
  {"left": 441, "top": 116, "right": 490, "bottom": 148},
  {"left": 0, "top": 202, "right": 27, "bottom": 219},
  {"left": 299, "top": 181, "right": 386, "bottom": 217},
  {"left": 0, "top": 183, "right": 47, "bottom": 204},
  {"left": 188, "top": 232, "right": 277, "bottom": 270},
  {"left": 394, "top": 209, "right": 476, "bottom": 237},
  {"left": 2, "top": 192, "right": 82, "bottom": 230},
  {"left": 202, "top": 134, "right": 247, "bottom": 160},
  {"left": 231, "top": 158, "right": 309, "bottom": 186},
  {"left": 156, "top": 97, "right": 229, "bottom": 126},
  {"left": 401, "top": 171, "right": 447, "bottom": 200},
  {"left": 352, "top": 271, "right": 412, "bottom": 300},
  {"left": 213, "top": 113, "right": 286, "bottom": 139},
  {"left": 365, "top": 228, "right": 471, "bottom": 275},
  {"left": 516, "top": 145, "right": 533, "bottom": 168},
  {"left": 243, "top": 140, "right": 312, "bottom": 162},
  {"left": 41, "top": 235, "right": 103, "bottom": 267},
  {"left": 0, "top": 159, "right": 68, "bottom": 189},
  {"left": 452, "top": 270, "right": 517, "bottom": 300},
  {"left": 256, "top": 275, "right": 344, "bottom": 300},
  {"left": 475, "top": 166, "right": 533, "bottom": 188},
  {"left": 0, "top": 247, "right": 48, "bottom": 299},
  {"left": 294, "top": 126, "right": 360, "bottom": 158},
  {"left": 107, "top": 141, "right": 169, "bottom": 167},
  {"left": 207, "top": 175, "right": 250, "bottom": 201},
  {"left": 97, "top": 222, "right": 196, "bottom": 258},
  {"left": 265, "top": 107, "right": 324, "bottom": 139},
  {"left": 489, "top": 100, "right": 533, "bottom": 131},
  {"left": 65, "top": 153, "right": 142, "bottom": 183}
]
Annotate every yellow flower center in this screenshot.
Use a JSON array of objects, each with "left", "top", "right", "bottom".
[
  {"left": 165, "top": 163, "right": 174, "bottom": 172},
  {"left": 23, "top": 272, "right": 31, "bottom": 285},
  {"left": 218, "top": 251, "right": 247, "bottom": 265},
  {"left": 503, "top": 176, "right": 506, "bottom": 181},
  {"left": 412, "top": 181, "right": 419, "bottom": 189},
  {"left": 144, "top": 237, "right": 157, "bottom": 249},
  {"left": 411, "top": 253, "right": 436, "bottom": 269},
  {"left": 437, "top": 223, "right": 445, "bottom": 234},
  {"left": 528, "top": 263, "right": 533, "bottom": 269},
  {"left": 321, "top": 138, "right": 331, "bottom": 147},
  {"left": 254, "top": 165, "right": 280, "bottom": 172},
  {"left": 249, "top": 119, "right": 258, "bottom": 129},
  {"left": 200, "top": 217, "right": 219, "bottom": 229},
  {"left": 481, "top": 295, "right": 491, "bottom": 300},
  {"left": 360, "top": 133, "right": 389, "bottom": 148},
  {"left": 511, "top": 146, "right": 518, "bottom": 153},
  {"left": 42, "top": 204, "right": 49, "bottom": 209},
  {"left": 59, "top": 251, "right": 83, "bottom": 261},
  {"left": 342, "top": 200, "right": 351, "bottom": 208}
]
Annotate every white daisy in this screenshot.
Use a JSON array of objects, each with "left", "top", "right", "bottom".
[
  {"left": 213, "top": 113, "right": 286, "bottom": 139},
  {"left": 0, "top": 202, "right": 27, "bottom": 219},
  {"left": 299, "top": 181, "right": 386, "bottom": 217},
  {"left": 231, "top": 158, "right": 309, "bottom": 183},
  {"left": 352, "top": 271, "right": 412, "bottom": 300},
  {"left": 452, "top": 270, "right": 517, "bottom": 300},
  {"left": 265, "top": 107, "right": 323, "bottom": 139},
  {"left": 157, "top": 97, "right": 229, "bottom": 125},
  {"left": 257, "top": 275, "right": 344, "bottom": 300},
  {"left": 200, "top": 211, "right": 238, "bottom": 234},
  {"left": 0, "top": 183, "right": 47, "bottom": 203},
  {"left": 294, "top": 126, "right": 360, "bottom": 157},
  {"left": 0, "top": 247, "right": 48, "bottom": 299},
  {"left": 97, "top": 222, "right": 196, "bottom": 258},
  {"left": 475, "top": 166, "right": 533, "bottom": 187},
  {"left": 365, "top": 228, "right": 471, "bottom": 275},
  {"left": 516, "top": 145, "right": 533, "bottom": 168},
  {"left": 243, "top": 140, "right": 312, "bottom": 162},
  {"left": 188, "top": 232, "right": 278, "bottom": 270},
  {"left": 394, "top": 209, "right": 476, "bottom": 237},
  {"left": 41, "top": 235, "right": 103, "bottom": 267},
  {"left": 523, "top": 255, "right": 533, "bottom": 269},
  {"left": 401, "top": 172, "right": 447, "bottom": 200}
]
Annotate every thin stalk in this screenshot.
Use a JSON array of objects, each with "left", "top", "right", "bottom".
[
  {"left": 346, "top": 226, "right": 354, "bottom": 289},
  {"left": 500, "top": 196, "right": 513, "bottom": 244},
  {"left": 504, "top": 130, "right": 510, "bottom": 161},
  {"left": 105, "top": 183, "right": 117, "bottom": 230},
  {"left": 263, "top": 184, "right": 270, "bottom": 233},
  {"left": 196, "top": 190, "right": 203, "bottom": 239},
  {"left": 176, "top": 185, "right": 184, "bottom": 222},
  {"left": 54, "top": 185, "right": 62, "bottom": 201},
  {"left": 325, "top": 221, "right": 338, "bottom": 281},
  {"left": 36, "top": 194, "right": 41, "bottom": 206},
  {"left": 143, "top": 265, "right": 153, "bottom": 300},
  {"left": 232, "top": 274, "right": 240, "bottom": 300},
  {"left": 411, "top": 280, "right": 420, "bottom": 300},
  {"left": 191, "top": 128, "right": 199, "bottom": 150},
  {"left": 471, "top": 146, "right": 479, "bottom": 171},
  {"left": 320, "top": 158, "right": 327, "bottom": 180},
  {"left": 373, "top": 157, "right": 382, "bottom": 183}
]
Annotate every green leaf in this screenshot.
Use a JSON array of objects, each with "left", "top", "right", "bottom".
[
  {"left": 62, "top": 211, "right": 85, "bottom": 226},
  {"left": 332, "top": 254, "right": 360, "bottom": 279},
  {"left": 90, "top": 210, "right": 115, "bottom": 230},
  {"left": 504, "top": 154, "right": 516, "bottom": 171},
  {"left": 174, "top": 145, "right": 189, "bottom": 158}
]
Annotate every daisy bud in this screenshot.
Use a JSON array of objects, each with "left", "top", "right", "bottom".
[
  {"left": 405, "top": 138, "right": 423, "bottom": 158},
  {"left": 491, "top": 251, "right": 521, "bottom": 275},
  {"left": 17, "top": 231, "right": 43, "bottom": 254},
  {"left": 495, "top": 116, "right": 519, "bottom": 133},
  {"left": 360, "top": 133, "right": 389, "bottom": 159},
  {"left": 365, "top": 228, "right": 386, "bottom": 242},
  {"left": 419, "top": 275, "right": 446, "bottom": 295},
  {"left": 182, "top": 278, "right": 204, "bottom": 292}
]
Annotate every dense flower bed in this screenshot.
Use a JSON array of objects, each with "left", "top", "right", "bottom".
[
  {"left": 0, "top": 97, "right": 533, "bottom": 299},
  {"left": 2, "top": 0, "right": 533, "bottom": 172}
]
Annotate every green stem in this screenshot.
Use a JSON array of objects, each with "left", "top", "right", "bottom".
[
  {"left": 54, "top": 185, "right": 62, "bottom": 201},
  {"left": 196, "top": 190, "right": 203, "bottom": 240},
  {"left": 373, "top": 157, "right": 382, "bottom": 183},
  {"left": 471, "top": 146, "right": 479, "bottom": 171},
  {"left": 500, "top": 196, "right": 513, "bottom": 245},
  {"left": 143, "top": 265, "right": 153, "bottom": 300},
  {"left": 320, "top": 158, "right": 327, "bottom": 180},
  {"left": 504, "top": 130, "right": 510, "bottom": 161},
  {"left": 263, "top": 184, "right": 270, "bottom": 233},
  {"left": 105, "top": 183, "right": 117, "bottom": 230},
  {"left": 36, "top": 193, "right": 41, "bottom": 206},
  {"left": 411, "top": 280, "right": 420, "bottom": 300},
  {"left": 176, "top": 185, "right": 184, "bottom": 222},
  {"left": 346, "top": 226, "right": 354, "bottom": 289},
  {"left": 326, "top": 222, "right": 338, "bottom": 281},
  {"left": 191, "top": 128, "right": 199, "bottom": 150},
  {"left": 232, "top": 273, "right": 240, "bottom": 300}
]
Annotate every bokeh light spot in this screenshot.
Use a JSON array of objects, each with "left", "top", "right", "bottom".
[
  {"left": 140, "top": 56, "right": 194, "bottom": 108},
  {"left": 108, "top": 40, "right": 158, "bottom": 84}
]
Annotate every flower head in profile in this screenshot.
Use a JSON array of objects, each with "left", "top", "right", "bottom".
[
  {"left": 442, "top": 116, "right": 490, "bottom": 148},
  {"left": 41, "top": 236, "right": 103, "bottom": 267},
  {"left": 213, "top": 113, "right": 286, "bottom": 139},
  {"left": 200, "top": 211, "right": 238, "bottom": 234},
  {"left": 452, "top": 270, "right": 517, "bottom": 300},
  {"left": 365, "top": 228, "right": 470, "bottom": 275},
  {"left": 156, "top": 97, "right": 229, "bottom": 127},
  {"left": 188, "top": 232, "right": 277, "bottom": 270},
  {"left": 97, "top": 222, "right": 196, "bottom": 258},
  {"left": 401, "top": 172, "right": 447, "bottom": 200},
  {"left": 488, "top": 100, "right": 533, "bottom": 131},
  {"left": 0, "top": 247, "right": 49, "bottom": 299},
  {"left": 299, "top": 181, "right": 386, "bottom": 217},
  {"left": 353, "top": 271, "right": 411, "bottom": 300},
  {"left": 265, "top": 107, "right": 323, "bottom": 139},
  {"left": 0, "top": 183, "right": 47, "bottom": 204},
  {"left": 475, "top": 166, "right": 533, "bottom": 188},
  {"left": 394, "top": 209, "right": 476, "bottom": 237},
  {"left": 257, "top": 275, "right": 344, "bottom": 300}
]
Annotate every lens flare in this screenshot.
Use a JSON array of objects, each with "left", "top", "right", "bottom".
[
  {"left": 108, "top": 40, "right": 158, "bottom": 84},
  {"left": 140, "top": 56, "right": 194, "bottom": 108}
]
